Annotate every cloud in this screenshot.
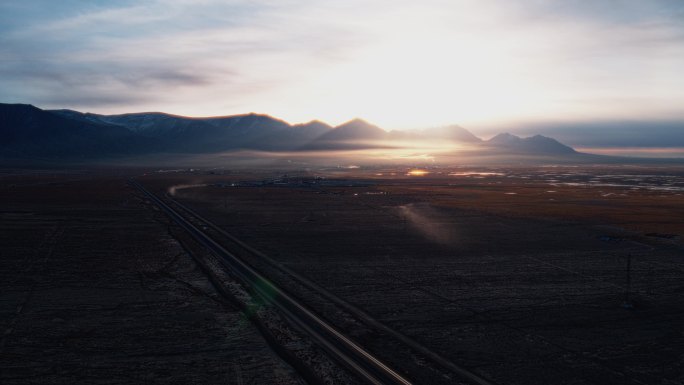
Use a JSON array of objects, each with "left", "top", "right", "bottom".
[
  {"left": 0, "top": 0, "right": 683, "bottom": 128},
  {"left": 0, "top": 58, "right": 232, "bottom": 110}
]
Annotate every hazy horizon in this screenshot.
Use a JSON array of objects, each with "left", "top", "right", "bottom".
[{"left": 9, "top": 101, "right": 682, "bottom": 158}]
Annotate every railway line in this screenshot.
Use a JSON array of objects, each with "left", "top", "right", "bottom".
[
  {"left": 130, "top": 178, "right": 413, "bottom": 385},
  {"left": 131, "top": 177, "right": 671, "bottom": 385},
  {"left": 165, "top": 191, "right": 497, "bottom": 385}
]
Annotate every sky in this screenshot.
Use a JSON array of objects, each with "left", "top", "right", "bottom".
[{"left": 1, "top": 0, "right": 684, "bottom": 138}]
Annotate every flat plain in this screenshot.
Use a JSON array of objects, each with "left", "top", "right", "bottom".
[
  {"left": 146, "top": 165, "right": 684, "bottom": 385},
  {"left": 2, "top": 165, "right": 683, "bottom": 385},
  {"left": 0, "top": 169, "right": 305, "bottom": 385}
]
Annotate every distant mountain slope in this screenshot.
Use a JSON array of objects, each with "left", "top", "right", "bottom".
[
  {"left": 389, "top": 124, "right": 483, "bottom": 144},
  {"left": 200, "top": 114, "right": 330, "bottom": 150},
  {"left": 422, "top": 125, "right": 482, "bottom": 142},
  {"left": 100, "top": 112, "right": 234, "bottom": 152},
  {"left": 0, "top": 104, "right": 151, "bottom": 159},
  {"left": 486, "top": 133, "right": 576, "bottom": 155},
  {"left": 51, "top": 110, "right": 332, "bottom": 152},
  {"left": 2, "top": 103, "right": 589, "bottom": 163},
  {"left": 514, "top": 121, "right": 684, "bottom": 148},
  {"left": 303, "top": 119, "right": 389, "bottom": 149},
  {"left": 265, "top": 120, "right": 333, "bottom": 150},
  {"left": 53, "top": 110, "right": 225, "bottom": 152}
]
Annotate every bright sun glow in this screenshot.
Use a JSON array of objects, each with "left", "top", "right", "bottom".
[
  {"left": 407, "top": 169, "right": 430, "bottom": 176},
  {"left": 2, "top": 1, "right": 683, "bottom": 130},
  {"left": 270, "top": 5, "right": 547, "bottom": 129}
]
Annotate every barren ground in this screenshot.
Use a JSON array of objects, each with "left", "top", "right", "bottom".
[
  {"left": 148, "top": 165, "right": 684, "bottom": 385},
  {"left": 0, "top": 169, "right": 304, "bottom": 385}
]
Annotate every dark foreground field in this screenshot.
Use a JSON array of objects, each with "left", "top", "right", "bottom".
[
  {"left": 0, "top": 169, "right": 304, "bottom": 385},
  {"left": 144, "top": 165, "right": 684, "bottom": 385},
  {"left": 2, "top": 165, "right": 684, "bottom": 385}
]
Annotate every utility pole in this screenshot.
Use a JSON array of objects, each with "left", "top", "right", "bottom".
[{"left": 622, "top": 253, "right": 633, "bottom": 309}]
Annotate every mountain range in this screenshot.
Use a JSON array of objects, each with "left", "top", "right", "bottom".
[{"left": 0, "top": 103, "right": 580, "bottom": 162}]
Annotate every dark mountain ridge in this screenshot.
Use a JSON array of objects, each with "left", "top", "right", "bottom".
[
  {"left": 1, "top": 104, "right": 152, "bottom": 159},
  {"left": 303, "top": 118, "right": 390, "bottom": 150},
  {"left": 2, "top": 103, "right": 585, "bottom": 162},
  {"left": 486, "top": 132, "right": 576, "bottom": 155},
  {"left": 50, "top": 110, "right": 324, "bottom": 152}
]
